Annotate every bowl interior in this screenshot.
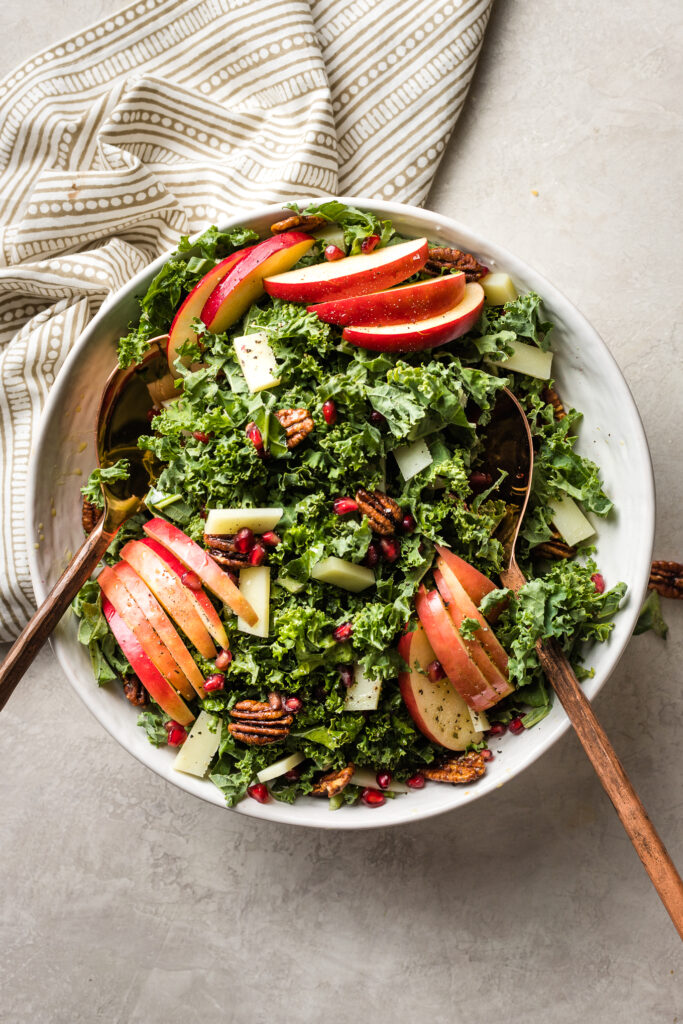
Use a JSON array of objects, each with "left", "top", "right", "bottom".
[{"left": 26, "top": 197, "right": 654, "bottom": 829}]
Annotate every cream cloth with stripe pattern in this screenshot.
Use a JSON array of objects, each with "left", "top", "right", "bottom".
[{"left": 0, "top": 0, "right": 492, "bottom": 640}]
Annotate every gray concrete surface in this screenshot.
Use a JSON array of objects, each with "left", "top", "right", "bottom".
[{"left": 1, "top": 1, "right": 682, "bottom": 1021}]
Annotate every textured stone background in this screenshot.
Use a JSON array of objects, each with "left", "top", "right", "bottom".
[{"left": 1, "top": 1, "right": 682, "bottom": 1021}]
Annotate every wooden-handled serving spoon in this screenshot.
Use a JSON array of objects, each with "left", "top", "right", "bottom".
[
  {"left": 484, "top": 387, "right": 683, "bottom": 939},
  {"left": 0, "top": 337, "right": 170, "bottom": 712}
]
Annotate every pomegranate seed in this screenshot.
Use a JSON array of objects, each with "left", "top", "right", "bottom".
[
  {"left": 369, "top": 410, "right": 386, "bottom": 427},
  {"left": 215, "top": 648, "right": 233, "bottom": 670},
  {"left": 376, "top": 771, "right": 392, "bottom": 790},
  {"left": 406, "top": 773, "right": 425, "bottom": 789},
  {"left": 147, "top": 405, "right": 160, "bottom": 422},
  {"left": 364, "top": 541, "right": 380, "bottom": 568},
  {"left": 361, "top": 787, "right": 386, "bottom": 807},
  {"left": 192, "top": 430, "right": 211, "bottom": 443},
  {"left": 489, "top": 722, "right": 507, "bottom": 737},
  {"left": 284, "top": 767, "right": 302, "bottom": 782},
  {"left": 509, "top": 717, "right": 525, "bottom": 735},
  {"left": 247, "top": 783, "right": 269, "bottom": 804},
  {"left": 339, "top": 665, "right": 354, "bottom": 688},
  {"left": 249, "top": 542, "right": 267, "bottom": 567},
  {"left": 284, "top": 696, "right": 303, "bottom": 713},
  {"left": 322, "top": 399, "right": 337, "bottom": 425},
  {"left": 164, "top": 719, "right": 177, "bottom": 733},
  {"left": 204, "top": 673, "right": 225, "bottom": 693},
  {"left": 592, "top": 572, "right": 605, "bottom": 594},
  {"left": 246, "top": 421, "right": 264, "bottom": 452},
  {"left": 481, "top": 748, "right": 494, "bottom": 762},
  {"left": 261, "top": 531, "right": 281, "bottom": 547},
  {"left": 427, "top": 660, "right": 445, "bottom": 682},
  {"left": 333, "top": 497, "right": 358, "bottom": 515},
  {"left": 180, "top": 570, "right": 202, "bottom": 591},
  {"left": 361, "top": 234, "right": 380, "bottom": 253},
  {"left": 234, "top": 528, "right": 255, "bottom": 554},
  {"left": 199, "top": 506, "right": 207, "bottom": 520},
  {"left": 333, "top": 622, "right": 353, "bottom": 642},
  {"left": 401, "top": 513, "right": 416, "bottom": 533},
  {"left": 469, "top": 470, "right": 493, "bottom": 494},
  {"left": 324, "top": 244, "right": 345, "bottom": 261},
  {"left": 167, "top": 725, "right": 187, "bottom": 747},
  {"left": 380, "top": 537, "right": 400, "bottom": 563}
]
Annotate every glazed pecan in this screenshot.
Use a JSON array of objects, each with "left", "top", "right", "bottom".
[
  {"left": 421, "top": 751, "right": 486, "bottom": 784},
  {"left": 311, "top": 762, "right": 355, "bottom": 797},
  {"left": 203, "top": 533, "right": 250, "bottom": 570},
  {"left": 542, "top": 384, "right": 567, "bottom": 421},
  {"left": 355, "top": 488, "right": 403, "bottom": 536},
  {"left": 123, "top": 675, "right": 147, "bottom": 707},
  {"left": 270, "top": 213, "right": 327, "bottom": 234},
  {"left": 424, "top": 247, "right": 486, "bottom": 282},
  {"left": 533, "top": 533, "right": 576, "bottom": 560},
  {"left": 649, "top": 561, "right": 683, "bottom": 600},
  {"left": 82, "top": 497, "right": 102, "bottom": 535},
  {"left": 276, "top": 407, "right": 314, "bottom": 449},
  {"left": 228, "top": 699, "right": 294, "bottom": 746}
]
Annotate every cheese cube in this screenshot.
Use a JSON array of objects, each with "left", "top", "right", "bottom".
[{"left": 233, "top": 332, "right": 281, "bottom": 393}]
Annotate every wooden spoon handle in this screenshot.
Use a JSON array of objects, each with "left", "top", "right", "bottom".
[
  {"left": 536, "top": 636, "right": 683, "bottom": 940},
  {"left": 0, "top": 520, "right": 113, "bottom": 711}
]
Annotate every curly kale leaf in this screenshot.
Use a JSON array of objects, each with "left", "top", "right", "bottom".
[
  {"left": 292, "top": 199, "right": 394, "bottom": 254},
  {"left": 80, "top": 459, "right": 130, "bottom": 510}
]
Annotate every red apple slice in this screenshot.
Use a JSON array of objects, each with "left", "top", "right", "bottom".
[
  {"left": 102, "top": 598, "right": 194, "bottom": 726},
  {"left": 307, "top": 273, "right": 465, "bottom": 327},
  {"left": 341, "top": 281, "right": 484, "bottom": 353},
  {"left": 263, "top": 237, "right": 428, "bottom": 303},
  {"left": 398, "top": 623, "right": 485, "bottom": 750},
  {"left": 142, "top": 518, "right": 258, "bottom": 626},
  {"left": 435, "top": 559, "right": 510, "bottom": 677},
  {"left": 97, "top": 566, "right": 196, "bottom": 700},
  {"left": 415, "top": 586, "right": 502, "bottom": 711},
  {"left": 167, "top": 249, "right": 250, "bottom": 375},
  {"left": 139, "top": 537, "right": 229, "bottom": 650},
  {"left": 113, "top": 561, "right": 207, "bottom": 699},
  {"left": 434, "top": 544, "right": 499, "bottom": 614},
  {"left": 201, "top": 231, "right": 314, "bottom": 333},
  {"left": 434, "top": 568, "right": 512, "bottom": 698},
  {"left": 120, "top": 540, "right": 217, "bottom": 659}
]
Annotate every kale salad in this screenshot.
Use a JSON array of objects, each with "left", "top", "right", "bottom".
[{"left": 73, "top": 200, "right": 626, "bottom": 811}]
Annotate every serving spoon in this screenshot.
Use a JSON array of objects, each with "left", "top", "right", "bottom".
[
  {"left": 484, "top": 387, "right": 683, "bottom": 939},
  {"left": 0, "top": 337, "right": 170, "bottom": 712}
]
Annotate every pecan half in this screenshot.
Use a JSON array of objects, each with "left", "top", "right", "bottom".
[
  {"left": 649, "top": 561, "right": 683, "bottom": 600},
  {"left": 311, "top": 762, "right": 355, "bottom": 797},
  {"left": 276, "top": 407, "right": 314, "bottom": 449},
  {"left": 82, "top": 497, "right": 102, "bottom": 535},
  {"left": 270, "top": 213, "right": 327, "bottom": 234},
  {"left": 533, "top": 533, "right": 576, "bottom": 560},
  {"left": 123, "top": 675, "right": 147, "bottom": 707},
  {"left": 424, "top": 247, "right": 486, "bottom": 282},
  {"left": 421, "top": 751, "right": 486, "bottom": 784},
  {"left": 542, "top": 384, "right": 567, "bottom": 421},
  {"left": 355, "top": 488, "right": 403, "bottom": 536},
  {"left": 203, "top": 533, "right": 250, "bottom": 570},
  {"left": 228, "top": 699, "right": 294, "bottom": 746}
]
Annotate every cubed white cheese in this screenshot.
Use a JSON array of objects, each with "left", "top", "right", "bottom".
[
  {"left": 549, "top": 495, "right": 596, "bottom": 547},
  {"left": 237, "top": 566, "right": 270, "bottom": 637},
  {"left": 173, "top": 712, "right": 221, "bottom": 777},
  {"left": 233, "top": 332, "right": 281, "bottom": 393},
  {"left": 489, "top": 339, "right": 553, "bottom": 380},
  {"left": 257, "top": 751, "right": 306, "bottom": 784},
  {"left": 344, "top": 664, "right": 381, "bottom": 711},
  {"left": 482, "top": 272, "right": 518, "bottom": 306},
  {"left": 310, "top": 556, "right": 375, "bottom": 593},
  {"left": 350, "top": 767, "right": 409, "bottom": 792},
  {"left": 393, "top": 438, "right": 433, "bottom": 481},
  {"left": 205, "top": 507, "right": 283, "bottom": 534}
]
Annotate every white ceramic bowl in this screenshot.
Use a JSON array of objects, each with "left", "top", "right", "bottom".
[{"left": 27, "top": 197, "right": 655, "bottom": 829}]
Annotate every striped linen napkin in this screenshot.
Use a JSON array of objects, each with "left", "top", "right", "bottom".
[{"left": 0, "top": 0, "right": 492, "bottom": 640}]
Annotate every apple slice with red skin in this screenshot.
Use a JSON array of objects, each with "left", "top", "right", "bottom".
[
  {"left": 341, "top": 281, "right": 484, "bottom": 353},
  {"left": 201, "top": 231, "right": 314, "bottom": 333},
  {"left": 139, "top": 537, "right": 229, "bottom": 651},
  {"left": 102, "top": 598, "right": 194, "bottom": 726},
  {"left": 415, "top": 586, "right": 502, "bottom": 711},
  {"left": 263, "top": 237, "right": 429, "bottom": 304},
  {"left": 142, "top": 518, "right": 258, "bottom": 626},
  {"left": 98, "top": 566, "right": 197, "bottom": 700},
  {"left": 306, "top": 273, "right": 465, "bottom": 327},
  {"left": 398, "top": 622, "right": 485, "bottom": 750},
  {"left": 113, "top": 561, "right": 207, "bottom": 699},
  {"left": 167, "top": 249, "right": 251, "bottom": 376},
  {"left": 433, "top": 568, "right": 512, "bottom": 699},
  {"left": 435, "top": 559, "right": 510, "bottom": 677},
  {"left": 120, "top": 540, "right": 217, "bottom": 659},
  {"left": 434, "top": 543, "right": 500, "bottom": 620}
]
